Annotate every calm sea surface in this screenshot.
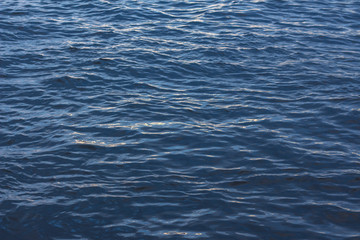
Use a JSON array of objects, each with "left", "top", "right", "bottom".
[{"left": 1, "top": 0, "right": 360, "bottom": 239}]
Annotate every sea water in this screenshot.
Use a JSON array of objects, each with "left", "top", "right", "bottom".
[{"left": 1, "top": 0, "right": 360, "bottom": 239}]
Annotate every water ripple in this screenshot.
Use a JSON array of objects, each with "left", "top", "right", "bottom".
[{"left": 1, "top": 0, "right": 360, "bottom": 239}]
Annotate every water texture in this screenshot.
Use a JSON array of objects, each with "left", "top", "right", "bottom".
[{"left": 1, "top": 0, "right": 360, "bottom": 239}]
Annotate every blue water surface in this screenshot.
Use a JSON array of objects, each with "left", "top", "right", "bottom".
[{"left": 1, "top": 0, "right": 360, "bottom": 239}]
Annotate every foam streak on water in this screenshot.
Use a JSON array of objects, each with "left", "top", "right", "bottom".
[{"left": 1, "top": 0, "right": 360, "bottom": 239}]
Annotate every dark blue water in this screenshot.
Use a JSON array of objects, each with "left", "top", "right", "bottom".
[{"left": 1, "top": 0, "right": 360, "bottom": 239}]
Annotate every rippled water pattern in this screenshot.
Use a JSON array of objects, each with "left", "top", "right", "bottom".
[{"left": 1, "top": 0, "right": 360, "bottom": 239}]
